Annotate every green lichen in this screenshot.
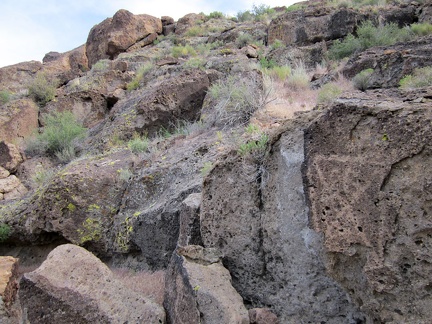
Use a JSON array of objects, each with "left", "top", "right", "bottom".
[
  {"left": 77, "top": 218, "right": 102, "bottom": 244},
  {"left": 87, "top": 204, "right": 101, "bottom": 212},
  {"left": 115, "top": 215, "right": 135, "bottom": 252},
  {"left": 67, "top": 203, "right": 76, "bottom": 212}
]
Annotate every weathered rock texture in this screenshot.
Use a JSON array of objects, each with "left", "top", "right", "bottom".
[
  {"left": 0, "top": 142, "right": 23, "bottom": 173},
  {"left": 200, "top": 116, "right": 365, "bottom": 323},
  {"left": 164, "top": 245, "right": 249, "bottom": 324},
  {"left": 0, "top": 99, "right": 39, "bottom": 146},
  {"left": 178, "top": 193, "right": 203, "bottom": 247},
  {"left": 19, "top": 244, "right": 165, "bottom": 323},
  {"left": 86, "top": 9, "right": 162, "bottom": 67},
  {"left": 2, "top": 150, "right": 134, "bottom": 254},
  {"left": 343, "top": 36, "right": 432, "bottom": 89},
  {"left": 0, "top": 256, "right": 18, "bottom": 309},
  {"left": 304, "top": 89, "right": 432, "bottom": 323},
  {"left": 87, "top": 69, "right": 210, "bottom": 150}
]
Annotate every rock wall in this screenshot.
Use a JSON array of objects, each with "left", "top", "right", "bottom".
[
  {"left": 304, "top": 89, "right": 432, "bottom": 323},
  {"left": 201, "top": 114, "right": 365, "bottom": 323}
]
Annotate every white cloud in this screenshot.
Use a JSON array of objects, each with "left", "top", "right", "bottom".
[{"left": 0, "top": 0, "right": 298, "bottom": 68}]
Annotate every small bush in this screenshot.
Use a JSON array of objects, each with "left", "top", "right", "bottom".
[
  {"left": 328, "top": 21, "right": 412, "bottom": 60},
  {"left": 0, "top": 90, "right": 11, "bottom": 105},
  {"left": 252, "top": 3, "right": 276, "bottom": 20},
  {"left": 32, "top": 168, "right": 55, "bottom": 186},
  {"left": 286, "top": 3, "right": 305, "bottom": 12},
  {"left": 208, "top": 75, "right": 271, "bottom": 126},
  {"left": 171, "top": 45, "right": 197, "bottom": 58},
  {"left": 236, "top": 10, "right": 254, "bottom": 22},
  {"left": 118, "top": 168, "right": 133, "bottom": 181},
  {"left": 410, "top": 22, "right": 432, "bottom": 36},
  {"left": 207, "top": 11, "right": 224, "bottom": 19},
  {"left": 0, "top": 224, "right": 10, "bottom": 242},
  {"left": 317, "top": 83, "right": 342, "bottom": 104},
  {"left": 185, "top": 26, "right": 206, "bottom": 37},
  {"left": 128, "top": 134, "right": 149, "bottom": 153},
  {"left": 238, "top": 133, "right": 269, "bottom": 156},
  {"left": 264, "top": 65, "right": 291, "bottom": 81},
  {"left": 26, "top": 111, "right": 86, "bottom": 161},
  {"left": 91, "top": 59, "right": 111, "bottom": 72},
  {"left": 399, "top": 66, "right": 432, "bottom": 89},
  {"left": 353, "top": 68, "right": 374, "bottom": 91},
  {"left": 286, "top": 61, "right": 310, "bottom": 89},
  {"left": 127, "top": 62, "right": 154, "bottom": 91},
  {"left": 236, "top": 33, "right": 254, "bottom": 48},
  {"left": 259, "top": 57, "right": 277, "bottom": 69},
  {"left": 270, "top": 39, "right": 285, "bottom": 50},
  {"left": 183, "top": 57, "right": 206, "bottom": 70},
  {"left": 28, "top": 72, "right": 57, "bottom": 106}
]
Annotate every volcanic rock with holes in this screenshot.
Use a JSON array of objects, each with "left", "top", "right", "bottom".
[{"left": 19, "top": 244, "right": 165, "bottom": 323}]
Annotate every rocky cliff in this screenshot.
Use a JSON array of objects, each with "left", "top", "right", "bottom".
[{"left": 1, "top": 0, "right": 432, "bottom": 323}]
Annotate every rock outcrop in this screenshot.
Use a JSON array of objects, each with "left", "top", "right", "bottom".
[
  {"left": 304, "top": 89, "right": 432, "bottom": 323},
  {"left": 343, "top": 35, "right": 432, "bottom": 89},
  {"left": 164, "top": 245, "right": 250, "bottom": 324},
  {"left": 0, "top": 99, "right": 39, "bottom": 146},
  {"left": 0, "top": 256, "right": 18, "bottom": 309},
  {"left": 19, "top": 244, "right": 165, "bottom": 323},
  {"left": 200, "top": 116, "right": 365, "bottom": 323},
  {"left": 86, "top": 9, "right": 162, "bottom": 67}
]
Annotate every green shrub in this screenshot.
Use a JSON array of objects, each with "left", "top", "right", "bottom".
[
  {"left": 238, "top": 133, "right": 269, "bottom": 156},
  {"left": 118, "top": 168, "right": 133, "bottom": 181},
  {"left": 0, "top": 90, "right": 11, "bottom": 105},
  {"left": 208, "top": 75, "right": 268, "bottom": 126},
  {"left": 399, "top": 66, "right": 432, "bottom": 89},
  {"left": 236, "top": 33, "right": 254, "bottom": 48},
  {"left": 252, "top": 3, "right": 276, "bottom": 20},
  {"left": 171, "top": 45, "right": 197, "bottom": 58},
  {"left": 286, "top": 3, "right": 305, "bottom": 12},
  {"left": 264, "top": 65, "right": 291, "bottom": 81},
  {"left": 236, "top": 10, "right": 254, "bottom": 22},
  {"left": 352, "top": 68, "right": 374, "bottom": 91},
  {"left": 207, "top": 11, "right": 224, "bottom": 19},
  {"left": 32, "top": 168, "right": 55, "bottom": 186},
  {"left": 317, "top": 83, "right": 342, "bottom": 104},
  {"left": 410, "top": 22, "right": 432, "bottom": 36},
  {"left": 91, "top": 59, "right": 111, "bottom": 72},
  {"left": 128, "top": 135, "right": 149, "bottom": 153},
  {"left": 28, "top": 72, "right": 57, "bottom": 106},
  {"left": 127, "top": 62, "right": 154, "bottom": 91},
  {"left": 0, "top": 224, "right": 10, "bottom": 242},
  {"left": 328, "top": 21, "right": 412, "bottom": 60},
  {"left": 184, "top": 57, "right": 206, "bottom": 70},
  {"left": 26, "top": 111, "right": 86, "bottom": 161},
  {"left": 286, "top": 62, "right": 310, "bottom": 89},
  {"left": 185, "top": 26, "right": 206, "bottom": 37},
  {"left": 259, "top": 57, "right": 277, "bottom": 69},
  {"left": 270, "top": 39, "right": 285, "bottom": 50}
]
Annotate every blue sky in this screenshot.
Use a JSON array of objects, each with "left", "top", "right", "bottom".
[{"left": 0, "top": 0, "right": 297, "bottom": 68}]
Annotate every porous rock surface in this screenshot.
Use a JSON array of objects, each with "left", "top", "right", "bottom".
[
  {"left": 86, "top": 9, "right": 162, "bottom": 67},
  {"left": 200, "top": 115, "right": 365, "bottom": 323},
  {"left": 19, "top": 244, "right": 165, "bottom": 323},
  {"left": 164, "top": 245, "right": 249, "bottom": 324},
  {"left": 304, "top": 89, "right": 432, "bottom": 323},
  {"left": 343, "top": 35, "right": 432, "bottom": 89}
]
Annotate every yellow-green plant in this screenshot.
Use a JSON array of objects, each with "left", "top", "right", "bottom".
[
  {"left": 28, "top": 72, "right": 57, "bottom": 106},
  {"left": 399, "top": 66, "right": 432, "bottom": 89},
  {"left": 127, "top": 62, "right": 154, "bottom": 91},
  {"left": 317, "top": 82, "right": 342, "bottom": 104},
  {"left": 171, "top": 45, "right": 197, "bottom": 58}
]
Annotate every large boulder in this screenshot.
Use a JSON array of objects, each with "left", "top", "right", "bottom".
[
  {"left": 303, "top": 89, "right": 432, "bottom": 323},
  {"left": 200, "top": 115, "right": 365, "bottom": 323},
  {"left": 19, "top": 244, "right": 165, "bottom": 323},
  {"left": 0, "top": 142, "right": 23, "bottom": 173},
  {"left": 87, "top": 69, "right": 210, "bottom": 150},
  {"left": 0, "top": 61, "right": 42, "bottom": 93},
  {"left": 0, "top": 99, "right": 39, "bottom": 147},
  {"left": 1, "top": 150, "right": 134, "bottom": 254},
  {"left": 343, "top": 35, "right": 432, "bottom": 89},
  {"left": 268, "top": 7, "right": 368, "bottom": 46},
  {"left": 164, "top": 245, "right": 249, "bottom": 324},
  {"left": 86, "top": 9, "right": 162, "bottom": 67},
  {"left": 0, "top": 256, "right": 18, "bottom": 309}
]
